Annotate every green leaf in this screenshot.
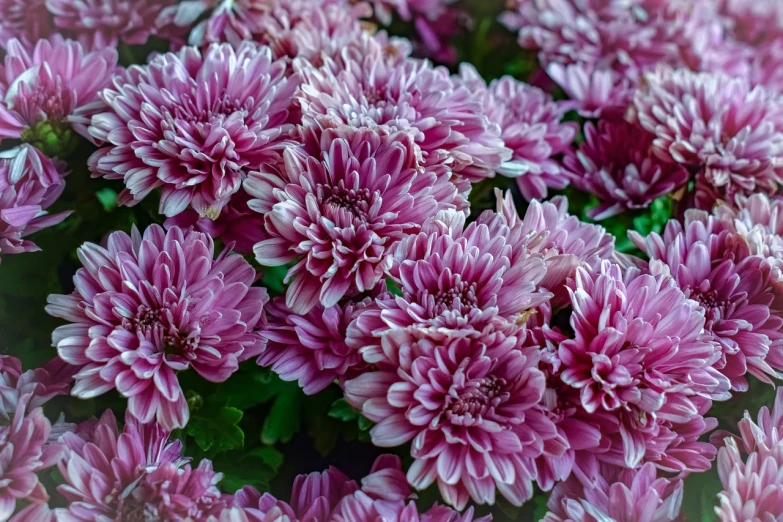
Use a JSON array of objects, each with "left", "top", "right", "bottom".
[
  {"left": 261, "top": 265, "right": 290, "bottom": 296},
  {"left": 385, "top": 277, "right": 403, "bottom": 297},
  {"left": 357, "top": 414, "right": 374, "bottom": 432},
  {"left": 215, "top": 449, "right": 283, "bottom": 493},
  {"left": 217, "top": 366, "right": 281, "bottom": 411},
  {"left": 95, "top": 188, "right": 117, "bottom": 213},
  {"left": 187, "top": 406, "right": 244, "bottom": 454},
  {"left": 533, "top": 493, "right": 550, "bottom": 521},
  {"left": 328, "top": 398, "right": 359, "bottom": 422},
  {"left": 261, "top": 381, "right": 302, "bottom": 445}
]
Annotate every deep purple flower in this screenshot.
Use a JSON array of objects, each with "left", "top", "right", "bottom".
[
  {"left": 56, "top": 409, "right": 227, "bottom": 521},
  {"left": 543, "top": 463, "right": 683, "bottom": 522},
  {"left": 0, "top": 36, "right": 118, "bottom": 155},
  {"left": 559, "top": 260, "right": 729, "bottom": 470},
  {"left": 345, "top": 323, "right": 558, "bottom": 510},
  {"left": 89, "top": 42, "right": 299, "bottom": 219},
  {"left": 632, "top": 67, "right": 783, "bottom": 209},
  {"left": 564, "top": 119, "right": 689, "bottom": 219},
  {"left": 297, "top": 45, "right": 509, "bottom": 185},
  {"left": 0, "top": 144, "right": 69, "bottom": 260},
  {"left": 248, "top": 125, "right": 457, "bottom": 314},
  {"left": 46, "top": 225, "right": 267, "bottom": 430},
  {"left": 631, "top": 211, "right": 783, "bottom": 391}
]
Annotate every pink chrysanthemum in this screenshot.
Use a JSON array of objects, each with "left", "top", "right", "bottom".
[
  {"left": 0, "top": 0, "right": 55, "bottom": 48},
  {"left": 345, "top": 324, "right": 558, "bottom": 510},
  {"left": 334, "top": 494, "right": 492, "bottom": 522},
  {"left": 248, "top": 125, "right": 457, "bottom": 315},
  {"left": 559, "top": 260, "right": 730, "bottom": 471},
  {"left": 543, "top": 463, "right": 683, "bottom": 522},
  {"left": 88, "top": 42, "right": 299, "bottom": 219},
  {"left": 0, "top": 144, "right": 69, "bottom": 260},
  {"left": 564, "top": 119, "right": 689, "bottom": 219},
  {"left": 0, "top": 36, "right": 118, "bottom": 155},
  {"left": 459, "top": 65, "right": 577, "bottom": 200},
  {"left": 57, "top": 409, "right": 227, "bottom": 521},
  {"left": 44, "top": 0, "right": 179, "bottom": 48},
  {"left": 632, "top": 68, "right": 783, "bottom": 209},
  {"left": 0, "top": 355, "right": 71, "bottom": 423},
  {"left": 258, "top": 289, "right": 385, "bottom": 394},
  {"left": 0, "top": 398, "right": 60, "bottom": 520},
  {"left": 631, "top": 211, "right": 783, "bottom": 391},
  {"left": 297, "top": 47, "right": 509, "bottom": 185},
  {"left": 45, "top": 225, "right": 267, "bottom": 430}
]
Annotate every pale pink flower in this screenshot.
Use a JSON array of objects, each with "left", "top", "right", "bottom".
[
  {"left": 0, "top": 144, "right": 69, "bottom": 260},
  {"left": 89, "top": 43, "right": 299, "bottom": 219},
  {"left": 345, "top": 324, "right": 558, "bottom": 510},
  {"left": 559, "top": 260, "right": 729, "bottom": 470},
  {"left": 44, "top": 0, "right": 179, "bottom": 48},
  {"left": 546, "top": 63, "right": 634, "bottom": 119},
  {"left": 297, "top": 46, "right": 510, "bottom": 185},
  {"left": 564, "top": 119, "right": 689, "bottom": 219},
  {"left": 632, "top": 67, "right": 783, "bottom": 209},
  {"left": 334, "top": 493, "right": 492, "bottom": 522},
  {"left": 45, "top": 225, "right": 267, "bottom": 430},
  {"left": 715, "top": 388, "right": 783, "bottom": 521},
  {"left": 248, "top": 125, "right": 457, "bottom": 314},
  {"left": 543, "top": 463, "right": 683, "bottom": 522},
  {"left": 631, "top": 211, "right": 783, "bottom": 391},
  {"left": 56, "top": 409, "right": 227, "bottom": 521}
]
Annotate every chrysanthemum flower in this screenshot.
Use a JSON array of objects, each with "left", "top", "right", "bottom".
[
  {"left": 543, "top": 463, "right": 683, "bottom": 522},
  {"left": 0, "top": 355, "right": 71, "bottom": 422},
  {"left": 44, "top": 0, "right": 179, "bottom": 48},
  {"left": 559, "top": 260, "right": 729, "bottom": 470},
  {"left": 0, "top": 36, "right": 118, "bottom": 156},
  {"left": 248, "top": 125, "right": 457, "bottom": 314},
  {"left": 334, "top": 494, "right": 492, "bottom": 522},
  {"left": 0, "top": 397, "right": 60, "bottom": 521},
  {"left": 632, "top": 68, "right": 783, "bottom": 209},
  {"left": 88, "top": 42, "right": 299, "bottom": 219},
  {"left": 631, "top": 211, "right": 783, "bottom": 391},
  {"left": 459, "top": 65, "right": 577, "bottom": 200},
  {"left": 0, "top": 0, "right": 55, "bottom": 48},
  {"left": 56, "top": 409, "right": 227, "bottom": 521},
  {"left": 345, "top": 324, "right": 558, "bottom": 510},
  {"left": 564, "top": 119, "right": 689, "bottom": 219},
  {"left": 297, "top": 46, "right": 509, "bottom": 185},
  {"left": 0, "top": 144, "right": 69, "bottom": 260},
  {"left": 715, "top": 388, "right": 783, "bottom": 521},
  {"left": 45, "top": 225, "right": 267, "bottom": 430}
]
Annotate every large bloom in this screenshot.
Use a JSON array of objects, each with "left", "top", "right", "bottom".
[
  {"left": 0, "top": 36, "right": 118, "bottom": 156},
  {"left": 89, "top": 43, "right": 299, "bottom": 219},
  {"left": 0, "top": 0, "right": 55, "bottom": 48},
  {"left": 56, "top": 409, "right": 227, "bottom": 521},
  {"left": 45, "top": 225, "right": 267, "bottom": 430},
  {"left": 632, "top": 68, "right": 783, "bottom": 209},
  {"left": 715, "top": 387, "right": 783, "bottom": 521},
  {"left": 297, "top": 46, "right": 509, "bottom": 185},
  {"left": 564, "top": 119, "right": 689, "bottom": 220},
  {"left": 0, "top": 398, "right": 60, "bottom": 520},
  {"left": 559, "top": 260, "right": 729, "bottom": 470},
  {"left": 630, "top": 211, "right": 783, "bottom": 391},
  {"left": 0, "top": 144, "right": 69, "bottom": 260},
  {"left": 345, "top": 324, "right": 558, "bottom": 510},
  {"left": 248, "top": 125, "right": 456, "bottom": 314},
  {"left": 543, "top": 463, "right": 683, "bottom": 522},
  {"left": 459, "top": 65, "right": 577, "bottom": 200}
]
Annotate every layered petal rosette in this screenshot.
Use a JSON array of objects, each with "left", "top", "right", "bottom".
[{"left": 46, "top": 225, "right": 267, "bottom": 430}]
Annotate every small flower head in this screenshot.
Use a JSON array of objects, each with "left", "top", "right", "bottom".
[{"left": 46, "top": 225, "right": 267, "bottom": 430}]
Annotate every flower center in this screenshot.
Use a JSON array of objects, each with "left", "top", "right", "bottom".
[
  {"left": 321, "top": 181, "right": 373, "bottom": 225},
  {"left": 425, "top": 279, "right": 479, "bottom": 317},
  {"left": 448, "top": 375, "right": 508, "bottom": 419}
]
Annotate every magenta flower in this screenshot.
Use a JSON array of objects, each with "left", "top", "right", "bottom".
[
  {"left": 334, "top": 493, "right": 492, "bottom": 522},
  {"left": 564, "top": 119, "right": 689, "bottom": 220},
  {"left": 45, "top": 224, "right": 267, "bottom": 430},
  {"left": 345, "top": 324, "right": 558, "bottom": 510},
  {"left": 631, "top": 211, "right": 783, "bottom": 391},
  {"left": 57, "top": 409, "right": 227, "bottom": 521},
  {"left": 44, "top": 0, "right": 179, "bottom": 48},
  {"left": 0, "top": 398, "right": 60, "bottom": 520},
  {"left": 543, "top": 463, "right": 683, "bottom": 522},
  {"left": 0, "top": 355, "right": 71, "bottom": 422},
  {"left": 0, "top": 144, "right": 69, "bottom": 260},
  {"left": 0, "top": 36, "right": 118, "bottom": 155},
  {"left": 248, "top": 125, "right": 457, "bottom": 314},
  {"left": 0, "top": 0, "right": 55, "bottom": 48},
  {"left": 714, "top": 388, "right": 783, "bottom": 521},
  {"left": 297, "top": 46, "right": 509, "bottom": 185},
  {"left": 559, "top": 260, "right": 729, "bottom": 470},
  {"left": 632, "top": 68, "right": 783, "bottom": 209},
  {"left": 89, "top": 42, "right": 299, "bottom": 219},
  {"left": 459, "top": 65, "right": 577, "bottom": 200}
]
